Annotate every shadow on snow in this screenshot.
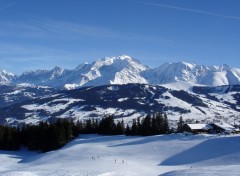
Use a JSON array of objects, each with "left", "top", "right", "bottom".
[
  {"left": 108, "top": 133, "right": 207, "bottom": 147},
  {"left": 160, "top": 136, "right": 240, "bottom": 166}
]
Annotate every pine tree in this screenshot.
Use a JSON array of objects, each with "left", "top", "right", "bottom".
[
  {"left": 72, "top": 120, "right": 84, "bottom": 137},
  {"left": 0, "top": 126, "right": 20, "bottom": 150},
  {"left": 141, "top": 115, "right": 152, "bottom": 136},
  {"left": 63, "top": 119, "right": 72, "bottom": 141},
  {"left": 131, "top": 119, "right": 138, "bottom": 135},
  {"left": 98, "top": 115, "right": 116, "bottom": 135},
  {"left": 92, "top": 119, "right": 99, "bottom": 133},
  {"left": 162, "top": 113, "right": 170, "bottom": 134},
  {"left": 125, "top": 124, "right": 131, "bottom": 136},
  {"left": 85, "top": 119, "right": 93, "bottom": 134},
  {"left": 20, "top": 124, "right": 28, "bottom": 147},
  {"left": 116, "top": 119, "right": 125, "bottom": 135},
  {"left": 177, "top": 116, "right": 184, "bottom": 133},
  {"left": 151, "top": 115, "right": 157, "bottom": 135},
  {"left": 155, "top": 112, "right": 164, "bottom": 134},
  {"left": 27, "top": 125, "right": 41, "bottom": 151},
  {"left": 137, "top": 117, "right": 141, "bottom": 135}
]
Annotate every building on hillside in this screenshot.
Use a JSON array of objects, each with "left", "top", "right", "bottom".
[
  {"left": 210, "top": 123, "right": 240, "bottom": 134},
  {"left": 183, "top": 123, "right": 213, "bottom": 134}
]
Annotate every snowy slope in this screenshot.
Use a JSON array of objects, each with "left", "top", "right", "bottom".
[
  {"left": 0, "top": 70, "right": 15, "bottom": 85},
  {"left": 1, "top": 84, "right": 240, "bottom": 127},
  {"left": 144, "top": 62, "right": 240, "bottom": 86},
  {"left": 0, "top": 84, "right": 57, "bottom": 108},
  {"left": 143, "top": 62, "right": 198, "bottom": 84},
  {"left": 14, "top": 66, "right": 67, "bottom": 87},
  {"left": 68, "top": 55, "right": 148, "bottom": 88},
  {"left": 2, "top": 55, "right": 239, "bottom": 88},
  {"left": 0, "top": 134, "right": 240, "bottom": 176},
  {"left": 13, "top": 55, "right": 149, "bottom": 89}
]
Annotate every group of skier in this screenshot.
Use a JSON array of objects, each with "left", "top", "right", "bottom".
[{"left": 91, "top": 156, "right": 127, "bottom": 164}]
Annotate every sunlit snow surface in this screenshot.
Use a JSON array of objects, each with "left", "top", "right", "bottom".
[
  {"left": 2, "top": 56, "right": 240, "bottom": 88},
  {"left": 0, "top": 134, "right": 240, "bottom": 176}
]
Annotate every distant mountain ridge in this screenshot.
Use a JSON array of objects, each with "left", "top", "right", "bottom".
[
  {"left": 0, "top": 70, "right": 15, "bottom": 85},
  {"left": 1, "top": 55, "right": 240, "bottom": 88}
]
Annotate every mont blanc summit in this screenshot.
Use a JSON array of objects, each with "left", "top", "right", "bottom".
[{"left": 1, "top": 55, "right": 240, "bottom": 88}]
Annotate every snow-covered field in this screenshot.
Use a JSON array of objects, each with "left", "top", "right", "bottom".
[{"left": 0, "top": 134, "right": 240, "bottom": 176}]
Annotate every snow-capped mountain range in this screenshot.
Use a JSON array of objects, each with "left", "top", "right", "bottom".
[
  {"left": 1, "top": 55, "right": 240, "bottom": 88},
  {"left": 0, "top": 70, "right": 15, "bottom": 85},
  {"left": 1, "top": 55, "right": 240, "bottom": 126}
]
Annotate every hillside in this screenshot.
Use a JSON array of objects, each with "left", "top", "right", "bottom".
[
  {"left": 1, "top": 84, "right": 239, "bottom": 126},
  {"left": 0, "top": 134, "right": 240, "bottom": 176}
]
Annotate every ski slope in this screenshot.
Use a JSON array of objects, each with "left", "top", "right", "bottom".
[{"left": 0, "top": 134, "right": 240, "bottom": 176}]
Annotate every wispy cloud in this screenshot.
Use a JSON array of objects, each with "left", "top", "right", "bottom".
[
  {"left": 0, "top": 19, "right": 122, "bottom": 40},
  {"left": 0, "top": 21, "right": 47, "bottom": 38},
  {"left": 0, "top": 20, "right": 118, "bottom": 41},
  {"left": 0, "top": 42, "right": 82, "bottom": 61},
  {"left": 33, "top": 18, "right": 122, "bottom": 39},
  {"left": 140, "top": 1, "right": 240, "bottom": 20},
  {"left": 0, "top": 18, "right": 174, "bottom": 43}
]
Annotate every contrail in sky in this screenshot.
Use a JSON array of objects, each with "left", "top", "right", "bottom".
[{"left": 141, "top": 2, "right": 240, "bottom": 20}]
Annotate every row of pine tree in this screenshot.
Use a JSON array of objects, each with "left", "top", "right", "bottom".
[{"left": 0, "top": 113, "right": 172, "bottom": 152}]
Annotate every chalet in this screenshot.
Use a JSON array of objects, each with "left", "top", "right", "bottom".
[
  {"left": 210, "top": 123, "right": 240, "bottom": 134},
  {"left": 183, "top": 123, "right": 213, "bottom": 134}
]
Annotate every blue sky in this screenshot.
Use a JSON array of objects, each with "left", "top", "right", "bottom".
[{"left": 0, "top": 0, "right": 240, "bottom": 74}]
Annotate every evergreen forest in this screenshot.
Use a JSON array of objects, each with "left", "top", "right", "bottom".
[{"left": 0, "top": 113, "right": 171, "bottom": 152}]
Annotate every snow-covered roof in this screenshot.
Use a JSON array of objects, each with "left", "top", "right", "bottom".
[
  {"left": 187, "top": 124, "right": 213, "bottom": 130},
  {"left": 213, "top": 123, "right": 236, "bottom": 132}
]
